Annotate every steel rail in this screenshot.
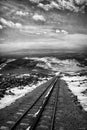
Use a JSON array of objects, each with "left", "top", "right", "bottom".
[
  {"left": 26, "top": 78, "right": 58, "bottom": 130},
  {"left": 11, "top": 76, "right": 57, "bottom": 130},
  {"left": 50, "top": 78, "right": 60, "bottom": 130}
]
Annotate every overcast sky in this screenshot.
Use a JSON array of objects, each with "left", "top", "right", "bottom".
[{"left": 0, "top": 25, "right": 87, "bottom": 53}]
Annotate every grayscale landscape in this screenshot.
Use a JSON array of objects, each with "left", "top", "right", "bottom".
[{"left": 0, "top": 0, "right": 87, "bottom": 130}]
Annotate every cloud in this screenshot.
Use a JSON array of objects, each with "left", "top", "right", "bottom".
[
  {"left": 32, "top": 13, "right": 46, "bottom": 22},
  {"left": 0, "top": 33, "right": 87, "bottom": 54},
  {"left": 16, "top": 11, "right": 29, "bottom": 16},
  {"left": 38, "top": 3, "right": 52, "bottom": 11},
  {"left": 0, "top": 25, "right": 3, "bottom": 29},
  {"left": 0, "top": 17, "right": 46, "bottom": 32},
  {"left": 0, "top": 18, "right": 22, "bottom": 29},
  {"left": 0, "top": 38, "right": 5, "bottom": 41},
  {"left": 74, "top": 0, "right": 87, "bottom": 5},
  {"left": 30, "top": 0, "right": 87, "bottom": 12},
  {"left": 64, "top": 34, "right": 87, "bottom": 49}
]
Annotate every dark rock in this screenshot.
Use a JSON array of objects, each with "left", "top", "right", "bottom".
[
  {"left": 0, "top": 92, "right": 4, "bottom": 98},
  {"left": 73, "top": 95, "right": 78, "bottom": 102}
]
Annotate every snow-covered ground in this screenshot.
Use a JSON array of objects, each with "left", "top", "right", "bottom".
[
  {"left": 30, "top": 57, "right": 87, "bottom": 111},
  {"left": 0, "top": 80, "right": 48, "bottom": 109},
  {"left": 62, "top": 74, "right": 87, "bottom": 111},
  {"left": 0, "top": 56, "right": 87, "bottom": 111},
  {"left": 24, "top": 57, "right": 87, "bottom": 111},
  {"left": 0, "top": 59, "right": 16, "bottom": 70},
  {"left": 29, "top": 57, "right": 83, "bottom": 72}
]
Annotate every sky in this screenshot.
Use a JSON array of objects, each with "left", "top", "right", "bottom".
[
  {"left": 0, "top": 25, "right": 87, "bottom": 53},
  {"left": 0, "top": 0, "right": 87, "bottom": 54}
]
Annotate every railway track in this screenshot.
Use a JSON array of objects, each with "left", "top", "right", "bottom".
[{"left": 0, "top": 76, "right": 61, "bottom": 130}]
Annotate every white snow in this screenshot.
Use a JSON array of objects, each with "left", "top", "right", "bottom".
[
  {"left": 33, "top": 109, "right": 40, "bottom": 117},
  {"left": 0, "top": 63, "right": 7, "bottom": 70},
  {"left": 26, "top": 126, "right": 31, "bottom": 130},
  {"left": 29, "top": 57, "right": 82, "bottom": 72},
  {"left": 55, "top": 72, "right": 61, "bottom": 76},
  {"left": 30, "top": 57, "right": 87, "bottom": 111},
  {"left": 0, "top": 59, "right": 16, "bottom": 70},
  {"left": 45, "top": 85, "right": 53, "bottom": 98},
  {"left": 56, "top": 29, "right": 60, "bottom": 33},
  {"left": 0, "top": 80, "right": 47, "bottom": 109},
  {"left": 62, "top": 75, "right": 87, "bottom": 111},
  {"left": 1, "top": 56, "right": 87, "bottom": 112},
  {"left": 6, "top": 59, "right": 16, "bottom": 63},
  {"left": 61, "top": 30, "right": 68, "bottom": 34},
  {"left": 63, "top": 75, "right": 87, "bottom": 82},
  {"left": 24, "top": 57, "right": 30, "bottom": 60},
  {"left": 16, "top": 74, "right": 30, "bottom": 78}
]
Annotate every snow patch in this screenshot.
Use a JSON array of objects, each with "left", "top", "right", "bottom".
[
  {"left": 29, "top": 57, "right": 82, "bottom": 72},
  {"left": 0, "top": 59, "right": 16, "bottom": 70},
  {"left": 33, "top": 109, "right": 40, "bottom": 117},
  {"left": 61, "top": 30, "right": 68, "bottom": 34},
  {"left": 6, "top": 59, "right": 16, "bottom": 63},
  {"left": 45, "top": 85, "right": 53, "bottom": 98},
  {"left": 55, "top": 29, "right": 60, "bottom": 33},
  {"left": 16, "top": 74, "right": 30, "bottom": 78},
  {"left": 62, "top": 75, "right": 87, "bottom": 111},
  {"left": 0, "top": 63, "right": 7, "bottom": 70},
  {"left": 0, "top": 80, "right": 47, "bottom": 109},
  {"left": 26, "top": 126, "right": 31, "bottom": 130}
]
